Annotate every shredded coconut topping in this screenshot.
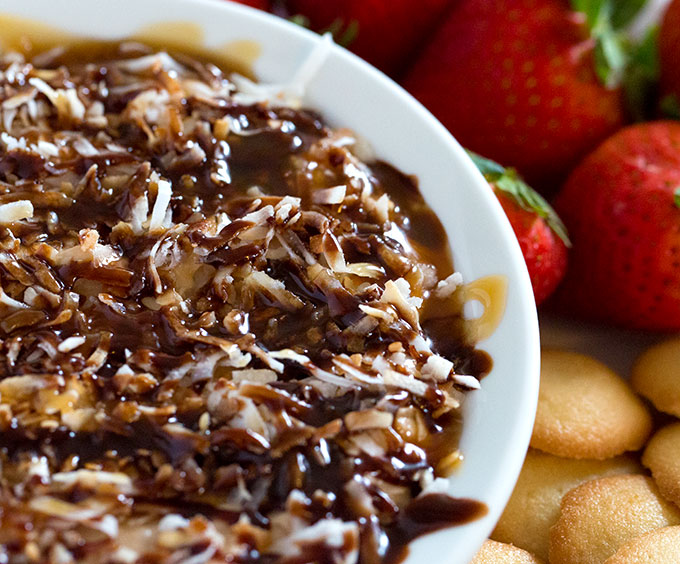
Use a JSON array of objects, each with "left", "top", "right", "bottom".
[{"left": 0, "top": 41, "right": 488, "bottom": 563}]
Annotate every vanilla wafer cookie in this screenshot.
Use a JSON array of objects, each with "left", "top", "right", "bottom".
[
  {"left": 471, "top": 539, "right": 544, "bottom": 564},
  {"left": 532, "top": 350, "right": 651, "bottom": 459},
  {"left": 549, "top": 474, "right": 680, "bottom": 564},
  {"left": 632, "top": 337, "right": 680, "bottom": 417},
  {"left": 642, "top": 423, "right": 680, "bottom": 507},
  {"left": 604, "top": 526, "right": 680, "bottom": 564},
  {"left": 492, "top": 449, "right": 641, "bottom": 561}
]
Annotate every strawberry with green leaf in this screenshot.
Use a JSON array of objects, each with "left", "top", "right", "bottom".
[
  {"left": 284, "top": 0, "right": 454, "bottom": 76},
  {"left": 470, "top": 152, "right": 569, "bottom": 306},
  {"left": 402, "top": 0, "right": 646, "bottom": 194},
  {"left": 554, "top": 121, "right": 680, "bottom": 330}
]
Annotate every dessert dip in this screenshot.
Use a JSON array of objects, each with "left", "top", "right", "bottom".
[{"left": 0, "top": 41, "right": 489, "bottom": 563}]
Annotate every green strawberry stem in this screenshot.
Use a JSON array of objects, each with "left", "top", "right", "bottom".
[
  {"left": 571, "top": 0, "right": 648, "bottom": 88},
  {"left": 320, "top": 18, "right": 359, "bottom": 47},
  {"left": 623, "top": 27, "right": 660, "bottom": 122},
  {"left": 286, "top": 14, "right": 359, "bottom": 48},
  {"left": 287, "top": 13, "right": 311, "bottom": 27},
  {"left": 609, "top": 0, "right": 648, "bottom": 28},
  {"left": 467, "top": 150, "right": 571, "bottom": 247}
]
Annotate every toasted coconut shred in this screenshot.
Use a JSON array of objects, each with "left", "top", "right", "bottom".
[{"left": 0, "top": 41, "right": 490, "bottom": 564}]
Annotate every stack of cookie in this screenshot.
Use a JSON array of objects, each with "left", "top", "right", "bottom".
[{"left": 472, "top": 342, "right": 680, "bottom": 564}]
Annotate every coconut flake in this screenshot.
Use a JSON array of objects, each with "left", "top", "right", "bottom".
[
  {"left": 240, "top": 204, "right": 275, "bottom": 226},
  {"left": 29, "top": 78, "right": 85, "bottom": 121},
  {"left": 369, "top": 193, "right": 390, "bottom": 224},
  {"left": 421, "top": 354, "right": 454, "bottom": 383},
  {"left": 333, "top": 356, "right": 383, "bottom": 386},
  {"left": 2, "top": 107, "right": 17, "bottom": 131},
  {"left": 345, "top": 409, "right": 393, "bottom": 431},
  {"left": 345, "top": 262, "right": 384, "bottom": 278},
  {"left": 409, "top": 333, "right": 432, "bottom": 354},
  {"left": 322, "top": 231, "right": 347, "bottom": 273},
  {"left": 0, "top": 131, "right": 27, "bottom": 151},
  {"left": 231, "top": 368, "right": 278, "bottom": 384},
  {"left": 109, "top": 548, "right": 139, "bottom": 564},
  {"left": 275, "top": 195, "right": 301, "bottom": 222},
  {"left": 72, "top": 137, "right": 100, "bottom": 157},
  {"left": 268, "top": 349, "right": 311, "bottom": 365},
  {"left": 0, "top": 283, "right": 29, "bottom": 309},
  {"left": 149, "top": 178, "right": 173, "bottom": 231},
  {"left": 117, "top": 52, "right": 184, "bottom": 74},
  {"left": 249, "top": 344, "right": 285, "bottom": 373},
  {"left": 435, "top": 272, "right": 464, "bottom": 298},
  {"left": 383, "top": 370, "right": 429, "bottom": 396},
  {"left": 452, "top": 374, "right": 481, "bottom": 390},
  {"left": 56, "top": 229, "right": 121, "bottom": 267},
  {"left": 358, "top": 304, "right": 397, "bottom": 324},
  {"left": 180, "top": 545, "right": 218, "bottom": 564},
  {"left": 247, "top": 270, "right": 304, "bottom": 311},
  {"left": 29, "top": 496, "right": 105, "bottom": 521},
  {"left": 158, "top": 514, "right": 191, "bottom": 531},
  {"left": 380, "top": 279, "right": 421, "bottom": 329},
  {"left": 129, "top": 193, "right": 149, "bottom": 234},
  {"left": 27, "top": 456, "right": 50, "bottom": 482},
  {"left": 0, "top": 200, "right": 33, "bottom": 223},
  {"left": 2, "top": 87, "right": 37, "bottom": 110},
  {"left": 35, "top": 140, "right": 60, "bottom": 158},
  {"left": 421, "top": 477, "right": 451, "bottom": 495},
  {"left": 312, "top": 185, "right": 346, "bottom": 205},
  {"left": 309, "top": 365, "right": 357, "bottom": 389},
  {"left": 52, "top": 469, "right": 134, "bottom": 493},
  {"left": 266, "top": 349, "right": 357, "bottom": 389},
  {"left": 126, "top": 89, "right": 171, "bottom": 133},
  {"left": 57, "top": 336, "right": 86, "bottom": 353},
  {"left": 231, "top": 33, "right": 333, "bottom": 107},
  {"left": 92, "top": 515, "right": 119, "bottom": 539}
]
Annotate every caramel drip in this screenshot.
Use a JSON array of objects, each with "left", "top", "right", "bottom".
[{"left": 464, "top": 275, "right": 509, "bottom": 341}]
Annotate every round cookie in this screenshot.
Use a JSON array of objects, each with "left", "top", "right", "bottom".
[
  {"left": 471, "top": 540, "right": 544, "bottom": 564},
  {"left": 549, "top": 474, "right": 680, "bottom": 564},
  {"left": 603, "top": 526, "right": 680, "bottom": 564},
  {"left": 642, "top": 423, "right": 680, "bottom": 507},
  {"left": 632, "top": 338, "right": 680, "bottom": 417},
  {"left": 492, "top": 449, "right": 641, "bottom": 561},
  {"left": 532, "top": 349, "right": 652, "bottom": 459}
]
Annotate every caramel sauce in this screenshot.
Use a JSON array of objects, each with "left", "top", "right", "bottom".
[
  {"left": 0, "top": 13, "right": 260, "bottom": 77},
  {"left": 370, "top": 162, "right": 453, "bottom": 278},
  {"left": 463, "top": 275, "right": 509, "bottom": 342},
  {"left": 0, "top": 26, "right": 498, "bottom": 562},
  {"left": 134, "top": 22, "right": 262, "bottom": 78}
]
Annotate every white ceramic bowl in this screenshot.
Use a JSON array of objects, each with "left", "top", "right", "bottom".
[{"left": 0, "top": 2, "right": 540, "bottom": 562}]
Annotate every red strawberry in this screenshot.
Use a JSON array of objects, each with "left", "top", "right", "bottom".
[
  {"left": 660, "top": 0, "right": 680, "bottom": 100},
  {"left": 228, "top": 0, "right": 271, "bottom": 10},
  {"left": 469, "top": 152, "right": 569, "bottom": 305},
  {"left": 402, "top": 0, "right": 629, "bottom": 194},
  {"left": 553, "top": 121, "right": 680, "bottom": 330},
  {"left": 284, "top": 0, "right": 453, "bottom": 76}
]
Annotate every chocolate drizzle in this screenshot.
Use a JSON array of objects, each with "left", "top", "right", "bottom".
[{"left": 0, "top": 42, "right": 489, "bottom": 563}]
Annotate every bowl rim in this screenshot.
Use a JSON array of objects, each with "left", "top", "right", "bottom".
[{"left": 0, "top": 2, "right": 541, "bottom": 563}]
